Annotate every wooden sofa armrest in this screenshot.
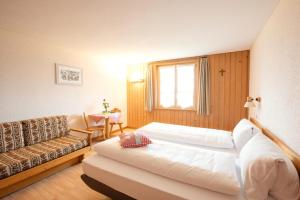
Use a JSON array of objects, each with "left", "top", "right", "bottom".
[
  {"left": 70, "top": 128, "right": 93, "bottom": 146},
  {"left": 70, "top": 128, "right": 93, "bottom": 135}
]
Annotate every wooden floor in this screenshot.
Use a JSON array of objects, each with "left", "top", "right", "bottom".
[
  {"left": 2, "top": 128, "right": 135, "bottom": 200},
  {"left": 2, "top": 163, "right": 109, "bottom": 200}
]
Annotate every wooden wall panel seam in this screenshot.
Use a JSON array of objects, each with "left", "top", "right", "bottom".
[{"left": 127, "top": 50, "right": 249, "bottom": 130}]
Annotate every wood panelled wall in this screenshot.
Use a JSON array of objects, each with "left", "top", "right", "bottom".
[{"left": 127, "top": 50, "right": 249, "bottom": 131}]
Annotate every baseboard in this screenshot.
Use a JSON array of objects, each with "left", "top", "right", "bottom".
[{"left": 111, "top": 126, "right": 128, "bottom": 133}]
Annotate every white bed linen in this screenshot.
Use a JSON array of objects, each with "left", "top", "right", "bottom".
[
  {"left": 93, "top": 137, "right": 240, "bottom": 195},
  {"left": 136, "top": 122, "right": 234, "bottom": 149},
  {"left": 82, "top": 154, "right": 246, "bottom": 200}
]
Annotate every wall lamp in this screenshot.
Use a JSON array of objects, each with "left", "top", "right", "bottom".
[
  {"left": 128, "top": 72, "right": 144, "bottom": 83},
  {"left": 244, "top": 97, "right": 261, "bottom": 108},
  {"left": 129, "top": 78, "right": 144, "bottom": 83}
]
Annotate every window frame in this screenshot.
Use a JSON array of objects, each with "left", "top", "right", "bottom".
[{"left": 153, "top": 58, "right": 199, "bottom": 111}]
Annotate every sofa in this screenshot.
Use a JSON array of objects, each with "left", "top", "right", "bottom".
[{"left": 0, "top": 115, "right": 92, "bottom": 197}]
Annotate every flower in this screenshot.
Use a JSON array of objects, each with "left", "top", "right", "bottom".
[{"left": 102, "top": 99, "right": 110, "bottom": 113}]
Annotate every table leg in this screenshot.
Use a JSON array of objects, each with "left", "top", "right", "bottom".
[{"left": 105, "top": 118, "right": 109, "bottom": 139}]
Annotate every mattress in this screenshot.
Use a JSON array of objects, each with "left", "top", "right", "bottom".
[
  {"left": 136, "top": 122, "right": 234, "bottom": 149},
  {"left": 82, "top": 154, "right": 246, "bottom": 200},
  {"left": 93, "top": 137, "right": 240, "bottom": 195}
]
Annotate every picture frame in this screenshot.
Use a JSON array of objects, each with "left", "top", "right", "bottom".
[{"left": 55, "top": 64, "right": 82, "bottom": 86}]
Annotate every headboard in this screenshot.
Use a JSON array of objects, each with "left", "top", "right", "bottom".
[{"left": 250, "top": 118, "right": 300, "bottom": 176}]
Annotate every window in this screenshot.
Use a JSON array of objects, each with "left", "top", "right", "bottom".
[{"left": 155, "top": 60, "right": 198, "bottom": 109}]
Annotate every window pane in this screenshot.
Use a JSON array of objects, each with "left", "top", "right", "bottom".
[
  {"left": 176, "top": 64, "right": 195, "bottom": 108},
  {"left": 159, "top": 66, "right": 175, "bottom": 107}
]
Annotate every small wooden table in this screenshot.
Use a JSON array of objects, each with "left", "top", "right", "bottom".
[{"left": 88, "top": 113, "right": 111, "bottom": 139}]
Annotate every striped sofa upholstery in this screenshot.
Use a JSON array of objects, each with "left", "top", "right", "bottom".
[
  {"left": 0, "top": 121, "right": 24, "bottom": 153},
  {"left": 0, "top": 116, "right": 88, "bottom": 180},
  {"left": 22, "top": 116, "right": 70, "bottom": 146}
]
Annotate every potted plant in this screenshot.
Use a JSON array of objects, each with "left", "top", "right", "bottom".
[{"left": 102, "top": 99, "right": 110, "bottom": 114}]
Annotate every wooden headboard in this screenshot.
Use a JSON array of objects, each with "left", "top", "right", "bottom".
[{"left": 250, "top": 118, "right": 300, "bottom": 175}]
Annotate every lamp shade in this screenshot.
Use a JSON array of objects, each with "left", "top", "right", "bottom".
[
  {"left": 244, "top": 101, "right": 255, "bottom": 108},
  {"left": 129, "top": 72, "right": 144, "bottom": 83}
]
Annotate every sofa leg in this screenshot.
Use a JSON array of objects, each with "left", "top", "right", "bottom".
[
  {"left": 79, "top": 155, "right": 85, "bottom": 162},
  {"left": 109, "top": 124, "right": 114, "bottom": 138}
]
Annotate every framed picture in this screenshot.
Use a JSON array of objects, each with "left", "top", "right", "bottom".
[{"left": 55, "top": 64, "right": 82, "bottom": 86}]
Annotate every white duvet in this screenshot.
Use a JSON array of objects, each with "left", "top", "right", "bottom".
[
  {"left": 93, "top": 138, "right": 240, "bottom": 195},
  {"left": 136, "top": 122, "right": 234, "bottom": 149}
]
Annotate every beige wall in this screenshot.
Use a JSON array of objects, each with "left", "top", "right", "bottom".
[
  {"left": 250, "top": 0, "right": 300, "bottom": 153},
  {"left": 0, "top": 29, "right": 127, "bottom": 129}
]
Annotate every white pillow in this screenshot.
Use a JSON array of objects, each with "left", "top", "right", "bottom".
[
  {"left": 232, "top": 119, "right": 260, "bottom": 151},
  {"left": 240, "top": 133, "right": 300, "bottom": 200}
]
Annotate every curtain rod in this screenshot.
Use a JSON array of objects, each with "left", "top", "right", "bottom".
[{"left": 149, "top": 55, "right": 208, "bottom": 64}]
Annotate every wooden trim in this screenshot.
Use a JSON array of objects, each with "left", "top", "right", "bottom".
[
  {"left": 150, "top": 56, "right": 202, "bottom": 65},
  {"left": 148, "top": 50, "right": 249, "bottom": 65},
  {"left": 70, "top": 128, "right": 93, "bottom": 145},
  {"left": 127, "top": 50, "right": 249, "bottom": 129},
  {"left": 110, "top": 126, "right": 127, "bottom": 134},
  {"left": 154, "top": 58, "right": 199, "bottom": 110},
  {"left": 126, "top": 126, "right": 137, "bottom": 129},
  {"left": 0, "top": 146, "right": 90, "bottom": 198},
  {"left": 2, "top": 157, "right": 80, "bottom": 198},
  {"left": 153, "top": 64, "right": 159, "bottom": 108},
  {"left": 174, "top": 64, "right": 178, "bottom": 107},
  {"left": 250, "top": 118, "right": 300, "bottom": 175},
  {"left": 154, "top": 107, "right": 196, "bottom": 111},
  {"left": 152, "top": 57, "right": 200, "bottom": 65},
  {"left": 70, "top": 128, "right": 93, "bottom": 134},
  {"left": 83, "top": 112, "right": 89, "bottom": 129},
  {"left": 149, "top": 49, "right": 249, "bottom": 65}
]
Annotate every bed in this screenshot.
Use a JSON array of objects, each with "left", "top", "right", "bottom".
[
  {"left": 82, "top": 137, "right": 244, "bottom": 200},
  {"left": 135, "top": 122, "right": 235, "bottom": 149},
  {"left": 82, "top": 137, "right": 242, "bottom": 198},
  {"left": 81, "top": 119, "right": 300, "bottom": 200},
  {"left": 82, "top": 154, "right": 244, "bottom": 200}
]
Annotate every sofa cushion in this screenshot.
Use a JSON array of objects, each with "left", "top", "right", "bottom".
[
  {"left": 0, "top": 122, "right": 24, "bottom": 153},
  {"left": 56, "top": 115, "right": 70, "bottom": 136},
  {"left": 0, "top": 135, "right": 88, "bottom": 179},
  {"left": 22, "top": 115, "right": 69, "bottom": 146}
]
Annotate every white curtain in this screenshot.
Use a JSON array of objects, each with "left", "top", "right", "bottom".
[
  {"left": 197, "top": 57, "right": 210, "bottom": 115},
  {"left": 145, "top": 64, "right": 153, "bottom": 112}
]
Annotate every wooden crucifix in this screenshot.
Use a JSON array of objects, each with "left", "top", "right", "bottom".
[{"left": 219, "top": 68, "right": 226, "bottom": 76}]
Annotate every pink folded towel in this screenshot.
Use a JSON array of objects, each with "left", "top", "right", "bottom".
[{"left": 119, "top": 132, "right": 152, "bottom": 148}]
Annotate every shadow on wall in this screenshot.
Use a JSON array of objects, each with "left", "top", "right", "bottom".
[{"left": 68, "top": 114, "right": 86, "bottom": 129}]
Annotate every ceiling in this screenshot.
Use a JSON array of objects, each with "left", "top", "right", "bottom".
[{"left": 0, "top": 0, "right": 279, "bottom": 64}]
